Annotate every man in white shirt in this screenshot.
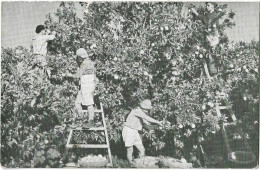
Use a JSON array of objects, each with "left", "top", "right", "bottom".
[{"left": 32, "top": 25, "right": 56, "bottom": 78}]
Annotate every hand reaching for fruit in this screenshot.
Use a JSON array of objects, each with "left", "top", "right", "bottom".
[
  {"left": 190, "top": 8, "right": 199, "bottom": 16},
  {"left": 46, "top": 29, "right": 51, "bottom": 35},
  {"left": 66, "top": 72, "right": 77, "bottom": 78},
  {"left": 159, "top": 120, "right": 172, "bottom": 130},
  {"left": 144, "top": 120, "right": 172, "bottom": 131},
  {"left": 158, "top": 121, "right": 164, "bottom": 127}
]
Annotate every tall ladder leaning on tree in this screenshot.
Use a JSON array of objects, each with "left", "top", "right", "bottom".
[
  {"left": 66, "top": 102, "right": 113, "bottom": 167},
  {"left": 215, "top": 92, "right": 256, "bottom": 165},
  {"left": 199, "top": 51, "right": 256, "bottom": 165}
]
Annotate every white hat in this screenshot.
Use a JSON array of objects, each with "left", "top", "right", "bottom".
[
  {"left": 76, "top": 48, "right": 88, "bottom": 58},
  {"left": 140, "top": 99, "right": 152, "bottom": 110}
]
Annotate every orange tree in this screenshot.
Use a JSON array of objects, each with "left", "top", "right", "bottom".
[{"left": 1, "top": 2, "right": 258, "bottom": 168}]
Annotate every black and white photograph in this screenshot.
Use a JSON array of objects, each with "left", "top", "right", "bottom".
[{"left": 1, "top": 1, "right": 259, "bottom": 168}]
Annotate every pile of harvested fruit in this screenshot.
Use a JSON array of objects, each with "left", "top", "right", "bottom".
[
  {"left": 78, "top": 154, "right": 108, "bottom": 167},
  {"left": 157, "top": 156, "right": 193, "bottom": 168},
  {"left": 133, "top": 156, "right": 159, "bottom": 168},
  {"left": 133, "top": 156, "right": 193, "bottom": 168}
]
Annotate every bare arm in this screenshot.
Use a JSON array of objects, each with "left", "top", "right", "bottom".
[
  {"left": 191, "top": 8, "right": 206, "bottom": 24},
  {"left": 67, "top": 65, "right": 86, "bottom": 78},
  {"left": 94, "top": 76, "right": 99, "bottom": 86},
  {"left": 135, "top": 111, "right": 162, "bottom": 126},
  {"left": 191, "top": 8, "right": 199, "bottom": 16},
  {"left": 43, "top": 34, "right": 56, "bottom": 41},
  {"left": 74, "top": 68, "right": 83, "bottom": 78},
  {"left": 144, "top": 115, "right": 161, "bottom": 125}
]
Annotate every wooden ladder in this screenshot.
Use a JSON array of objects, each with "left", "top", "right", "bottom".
[
  {"left": 66, "top": 102, "right": 113, "bottom": 167},
  {"left": 215, "top": 92, "right": 236, "bottom": 122},
  {"left": 215, "top": 92, "right": 255, "bottom": 164}
]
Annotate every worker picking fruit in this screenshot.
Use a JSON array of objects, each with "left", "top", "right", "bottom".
[
  {"left": 122, "top": 99, "right": 163, "bottom": 164},
  {"left": 67, "top": 48, "right": 99, "bottom": 128}
]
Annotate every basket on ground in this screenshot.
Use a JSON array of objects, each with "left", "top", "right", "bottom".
[{"left": 228, "top": 151, "right": 256, "bottom": 164}]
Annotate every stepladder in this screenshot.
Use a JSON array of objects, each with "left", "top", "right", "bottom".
[
  {"left": 215, "top": 91, "right": 255, "bottom": 165},
  {"left": 66, "top": 102, "right": 113, "bottom": 167}
]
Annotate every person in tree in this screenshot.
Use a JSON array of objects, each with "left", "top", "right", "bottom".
[
  {"left": 122, "top": 99, "right": 163, "bottom": 164},
  {"left": 32, "top": 25, "right": 56, "bottom": 78},
  {"left": 68, "top": 48, "right": 99, "bottom": 128},
  {"left": 191, "top": 2, "right": 220, "bottom": 79},
  {"left": 30, "top": 25, "right": 56, "bottom": 107}
]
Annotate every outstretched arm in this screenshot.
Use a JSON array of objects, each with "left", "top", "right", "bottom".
[
  {"left": 43, "top": 32, "right": 56, "bottom": 41},
  {"left": 41, "top": 35, "right": 55, "bottom": 42},
  {"left": 144, "top": 115, "right": 162, "bottom": 126},
  {"left": 191, "top": 8, "right": 206, "bottom": 24},
  {"left": 191, "top": 8, "right": 199, "bottom": 16},
  {"left": 135, "top": 111, "right": 162, "bottom": 126},
  {"left": 94, "top": 75, "right": 99, "bottom": 86}
]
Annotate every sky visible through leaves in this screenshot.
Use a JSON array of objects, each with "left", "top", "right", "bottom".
[{"left": 1, "top": 2, "right": 259, "bottom": 49}]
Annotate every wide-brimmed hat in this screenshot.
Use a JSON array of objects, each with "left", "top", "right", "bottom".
[
  {"left": 140, "top": 99, "right": 152, "bottom": 110},
  {"left": 76, "top": 48, "right": 88, "bottom": 58}
]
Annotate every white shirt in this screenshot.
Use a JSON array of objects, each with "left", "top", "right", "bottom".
[
  {"left": 80, "top": 74, "right": 95, "bottom": 85},
  {"left": 32, "top": 34, "right": 55, "bottom": 56}
]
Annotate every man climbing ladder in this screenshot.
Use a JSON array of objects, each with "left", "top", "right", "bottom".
[
  {"left": 191, "top": 2, "right": 220, "bottom": 80},
  {"left": 67, "top": 48, "right": 99, "bottom": 128}
]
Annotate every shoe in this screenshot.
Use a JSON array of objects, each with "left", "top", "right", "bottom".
[{"left": 82, "top": 120, "right": 95, "bottom": 129}]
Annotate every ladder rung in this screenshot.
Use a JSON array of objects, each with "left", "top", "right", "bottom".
[
  {"left": 72, "top": 127, "right": 106, "bottom": 131},
  {"left": 224, "top": 122, "right": 236, "bottom": 126},
  {"left": 66, "top": 144, "right": 109, "bottom": 149},
  {"left": 78, "top": 110, "right": 103, "bottom": 113},
  {"left": 218, "top": 106, "right": 231, "bottom": 110}
]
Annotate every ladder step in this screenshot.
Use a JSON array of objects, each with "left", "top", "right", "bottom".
[
  {"left": 78, "top": 110, "right": 103, "bottom": 113},
  {"left": 72, "top": 127, "right": 106, "bottom": 131},
  {"left": 224, "top": 122, "right": 236, "bottom": 126},
  {"left": 66, "top": 144, "right": 109, "bottom": 149},
  {"left": 218, "top": 106, "right": 232, "bottom": 110}
]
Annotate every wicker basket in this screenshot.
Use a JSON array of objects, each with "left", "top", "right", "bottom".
[{"left": 228, "top": 151, "right": 256, "bottom": 164}]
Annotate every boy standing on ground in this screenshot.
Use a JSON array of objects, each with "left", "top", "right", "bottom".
[
  {"left": 122, "top": 99, "right": 163, "bottom": 164},
  {"left": 32, "top": 25, "right": 56, "bottom": 78},
  {"left": 68, "top": 48, "right": 98, "bottom": 128}
]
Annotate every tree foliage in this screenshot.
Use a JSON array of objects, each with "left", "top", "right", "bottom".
[{"left": 1, "top": 2, "right": 258, "bottom": 168}]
